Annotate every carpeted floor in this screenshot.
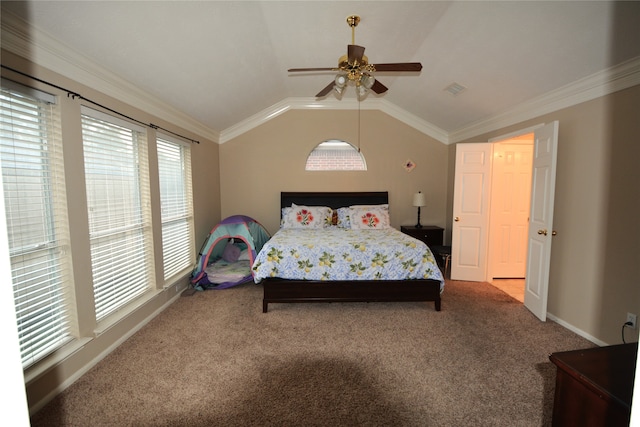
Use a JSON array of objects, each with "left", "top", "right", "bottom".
[{"left": 31, "top": 280, "right": 594, "bottom": 426}]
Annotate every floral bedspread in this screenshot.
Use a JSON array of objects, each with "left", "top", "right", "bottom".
[{"left": 252, "top": 227, "right": 444, "bottom": 289}]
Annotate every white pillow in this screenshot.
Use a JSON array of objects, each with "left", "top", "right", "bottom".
[
  {"left": 281, "top": 204, "right": 333, "bottom": 229},
  {"left": 350, "top": 204, "right": 389, "bottom": 210},
  {"left": 337, "top": 204, "right": 389, "bottom": 228},
  {"left": 348, "top": 205, "right": 391, "bottom": 229},
  {"left": 237, "top": 249, "right": 250, "bottom": 261}
]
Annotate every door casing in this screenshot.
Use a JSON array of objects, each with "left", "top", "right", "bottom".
[{"left": 451, "top": 121, "right": 558, "bottom": 320}]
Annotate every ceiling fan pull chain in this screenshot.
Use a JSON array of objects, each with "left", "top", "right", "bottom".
[{"left": 357, "top": 97, "right": 361, "bottom": 152}]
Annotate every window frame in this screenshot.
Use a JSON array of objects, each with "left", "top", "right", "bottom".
[
  {"left": 80, "top": 106, "right": 156, "bottom": 322},
  {"left": 0, "top": 79, "right": 76, "bottom": 368},
  {"left": 156, "top": 134, "right": 195, "bottom": 282},
  {"left": 304, "top": 139, "right": 367, "bottom": 171}
]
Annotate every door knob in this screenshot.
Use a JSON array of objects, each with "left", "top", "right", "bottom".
[
  {"left": 454, "top": 217, "right": 460, "bottom": 222},
  {"left": 537, "top": 229, "right": 548, "bottom": 236},
  {"left": 552, "top": 230, "right": 557, "bottom": 236}
]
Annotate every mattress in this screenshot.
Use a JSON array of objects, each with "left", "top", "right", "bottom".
[{"left": 201, "top": 260, "right": 252, "bottom": 289}]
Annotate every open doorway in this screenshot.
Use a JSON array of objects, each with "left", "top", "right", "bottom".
[
  {"left": 488, "top": 132, "right": 534, "bottom": 303},
  {"left": 452, "top": 122, "right": 558, "bottom": 317}
]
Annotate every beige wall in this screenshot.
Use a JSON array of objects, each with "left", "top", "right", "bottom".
[
  {"left": 221, "top": 87, "right": 640, "bottom": 346},
  {"left": 1, "top": 50, "right": 221, "bottom": 411},
  {"left": 456, "top": 84, "right": 640, "bottom": 345},
  {"left": 220, "top": 109, "right": 448, "bottom": 234},
  {"left": 191, "top": 139, "right": 222, "bottom": 240}
]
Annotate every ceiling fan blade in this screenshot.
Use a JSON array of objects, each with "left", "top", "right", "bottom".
[
  {"left": 288, "top": 67, "right": 336, "bottom": 72},
  {"left": 316, "top": 81, "right": 335, "bottom": 97},
  {"left": 372, "top": 62, "right": 423, "bottom": 72},
  {"left": 348, "top": 45, "right": 366, "bottom": 64},
  {"left": 370, "top": 80, "right": 388, "bottom": 94}
]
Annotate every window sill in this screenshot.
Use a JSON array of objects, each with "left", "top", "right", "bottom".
[
  {"left": 24, "top": 337, "right": 93, "bottom": 385},
  {"left": 162, "top": 269, "right": 192, "bottom": 290},
  {"left": 94, "top": 288, "right": 163, "bottom": 336}
]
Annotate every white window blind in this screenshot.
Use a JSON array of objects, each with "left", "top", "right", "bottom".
[
  {"left": 0, "top": 82, "right": 75, "bottom": 368},
  {"left": 81, "top": 107, "right": 155, "bottom": 321},
  {"left": 157, "top": 136, "right": 194, "bottom": 281}
]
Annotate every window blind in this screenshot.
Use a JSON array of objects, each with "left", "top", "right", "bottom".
[
  {"left": 157, "top": 137, "right": 194, "bottom": 281},
  {"left": 0, "top": 83, "right": 75, "bottom": 368},
  {"left": 81, "top": 107, "right": 154, "bottom": 321}
]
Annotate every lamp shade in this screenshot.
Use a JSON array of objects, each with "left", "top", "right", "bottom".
[
  {"left": 335, "top": 74, "right": 347, "bottom": 87},
  {"left": 361, "top": 74, "right": 375, "bottom": 89},
  {"left": 413, "top": 192, "right": 426, "bottom": 207}
]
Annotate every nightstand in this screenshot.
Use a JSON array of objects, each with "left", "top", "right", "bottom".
[{"left": 400, "top": 225, "right": 444, "bottom": 248}]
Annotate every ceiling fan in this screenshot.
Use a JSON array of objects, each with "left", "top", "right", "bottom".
[{"left": 288, "top": 15, "right": 423, "bottom": 98}]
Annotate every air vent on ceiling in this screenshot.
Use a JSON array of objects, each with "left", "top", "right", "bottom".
[{"left": 444, "top": 82, "right": 467, "bottom": 96}]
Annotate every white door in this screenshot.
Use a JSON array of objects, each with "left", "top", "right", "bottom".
[
  {"left": 524, "top": 121, "right": 559, "bottom": 321},
  {"left": 451, "top": 143, "right": 492, "bottom": 281},
  {"left": 490, "top": 142, "right": 534, "bottom": 278}
]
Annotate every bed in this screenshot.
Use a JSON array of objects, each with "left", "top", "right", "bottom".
[{"left": 253, "top": 192, "right": 444, "bottom": 312}]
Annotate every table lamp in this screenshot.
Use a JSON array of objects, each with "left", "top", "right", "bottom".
[{"left": 413, "top": 191, "right": 426, "bottom": 228}]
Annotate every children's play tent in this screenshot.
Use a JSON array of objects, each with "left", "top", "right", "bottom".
[{"left": 190, "top": 215, "right": 270, "bottom": 290}]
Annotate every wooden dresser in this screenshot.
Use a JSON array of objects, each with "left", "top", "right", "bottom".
[{"left": 549, "top": 343, "right": 637, "bottom": 427}]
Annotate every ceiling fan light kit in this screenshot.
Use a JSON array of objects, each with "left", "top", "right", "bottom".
[
  {"left": 361, "top": 74, "right": 375, "bottom": 89},
  {"left": 288, "top": 15, "right": 422, "bottom": 99},
  {"left": 334, "top": 73, "right": 348, "bottom": 94}
]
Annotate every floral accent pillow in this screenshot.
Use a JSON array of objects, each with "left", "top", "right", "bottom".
[
  {"left": 281, "top": 204, "right": 333, "bottom": 229},
  {"left": 350, "top": 204, "right": 389, "bottom": 211},
  {"left": 348, "top": 206, "right": 391, "bottom": 229},
  {"left": 336, "top": 204, "right": 390, "bottom": 229}
]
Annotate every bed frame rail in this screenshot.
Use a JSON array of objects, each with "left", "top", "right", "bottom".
[{"left": 262, "top": 278, "right": 442, "bottom": 312}]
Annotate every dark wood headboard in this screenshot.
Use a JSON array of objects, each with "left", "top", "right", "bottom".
[{"left": 280, "top": 192, "right": 388, "bottom": 210}]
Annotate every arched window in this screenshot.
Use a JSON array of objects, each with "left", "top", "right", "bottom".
[{"left": 305, "top": 139, "right": 367, "bottom": 171}]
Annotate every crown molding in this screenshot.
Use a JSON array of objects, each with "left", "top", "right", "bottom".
[
  {"left": 449, "top": 56, "right": 640, "bottom": 143},
  {"left": 1, "top": 10, "right": 220, "bottom": 143},
  {"left": 222, "top": 57, "right": 640, "bottom": 145},
  {"left": 219, "top": 97, "right": 449, "bottom": 144},
  {"left": 377, "top": 99, "right": 450, "bottom": 144}
]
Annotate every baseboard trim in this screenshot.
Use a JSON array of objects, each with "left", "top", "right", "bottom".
[
  {"left": 28, "top": 288, "right": 183, "bottom": 416},
  {"left": 547, "top": 312, "right": 608, "bottom": 347}
]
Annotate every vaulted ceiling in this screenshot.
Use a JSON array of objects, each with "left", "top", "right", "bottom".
[{"left": 2, "top": 1, "right": 640, "bottom": 144}]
